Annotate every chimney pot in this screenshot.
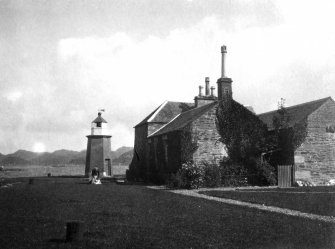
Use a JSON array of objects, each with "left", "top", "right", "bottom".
[
  {"left": 198, "top": 85, "right": 203, "bottom": 96},
  {"left": 210, "top": 86, "right": 215, "bottom": 96},
  {"left": 205, "top": 77, "right": 210, "bottom": 96}
]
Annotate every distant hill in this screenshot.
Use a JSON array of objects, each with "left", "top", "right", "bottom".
[
  {"left": 52, "top": 149, "right": 81, "bottom": 157},
  {"left": 11, "top": 150, "right": 40, "bottom": 161},
  {"left": 31, "top": 149, "right": 84, "bottom": 165},
  {"left": 112, "top": 150, "right": 133, "bottom": 165},
  {"left": 69, "top": 147, "right": 134, "bottom": 166},
  {"left": 0, "top": 147, "right": 133, "bottom": 166},
  {"left": 112, "top": 146, "right": 133, "bottom": 159},
  {"left": 1, "top": 156, "right": 30, "bottom": 166},
  {"left": 69, "top": 150, "right": 87, "bottom": 165}
]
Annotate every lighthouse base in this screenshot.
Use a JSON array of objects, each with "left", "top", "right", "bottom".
[{"left": 85, "top": 135, "right": 112, "bottom": 177}]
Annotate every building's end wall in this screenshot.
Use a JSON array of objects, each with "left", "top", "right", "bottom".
[
  {"left": 129, "top": 124, "right": 148, "bottom": 178},
  {"left": 295, "top": 99, "right": 335, "bottom": 185},
  {"left": 190, "top": 105, "right": 227, "bottom": 165},
  {"left": 148, "top": 123, "right": 166, "bottom": 136}
]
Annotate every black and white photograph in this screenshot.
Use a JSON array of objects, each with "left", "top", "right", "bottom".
[{"left": 0, "top": 0, "right": 335, "bottom": 248}]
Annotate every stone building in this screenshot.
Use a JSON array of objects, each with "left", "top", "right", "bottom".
[
  {"left": 129, "top": 45, "right": 335, "bottom": 185},
  {"left": 129, "top": 46, "right": 239, "bottom": 181},
  {"left": 258, "top": 97, "right": 335, "bottom": 185}
]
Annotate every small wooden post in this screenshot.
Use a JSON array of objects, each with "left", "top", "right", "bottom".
[{"left": 66, "top": 221, "right": 84, "bottom": 242}]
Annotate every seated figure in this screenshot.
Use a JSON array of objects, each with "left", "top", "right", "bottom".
[{"left": 89, "top": 167, "right": 102, "bottom": 184}]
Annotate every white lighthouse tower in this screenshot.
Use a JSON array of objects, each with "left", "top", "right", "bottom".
[{"left": 85, "top": 112, "right": 112, "bottom": 177}]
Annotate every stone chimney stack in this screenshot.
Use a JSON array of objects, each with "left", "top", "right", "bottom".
[
  {"left": 217, "top": 45, "right": 233, "bottom": 100},
  {"left": 194, "top": 77, "right": 217, "bottom": 107},
  {"left": 205, "top": 77, "right": 210, "bottom": 96}
]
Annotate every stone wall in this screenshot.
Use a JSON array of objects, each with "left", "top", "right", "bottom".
[
  {"left": 130, "top": 122, "right": 167, "bottom": 179},
  {"left": 147, "top": 131, "right": 182, "bottom": 182},
  {"left": 194, "top": 96, "right": 216, "bottom": 107},
  {"left": 129, "top": 124, "right": 148, "bottom": 178},
  {"left": 148, "top": 123, "right": 166, "bottom": 136},
  {"left": 145, "top": 105, "right": 227, "bottom": 182},
  {"left": 190, "top": 104, "right": 227, "bottom": 165},
  {"left": 295, "top": 99, "right": 335, "bottom": 185}
]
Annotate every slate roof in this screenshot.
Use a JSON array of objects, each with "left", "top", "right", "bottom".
[
  {"left": 134, "top": 101, "right": 194, "bottom": 128},
  {"left": 258, "top": 97, "right": 332, "bottom": 130},
  {"left": 92, "top": 113, "right": 107, "bottom": 123},
  {"left": 149, "top": 102, "right": 218, "bottom": 137}
]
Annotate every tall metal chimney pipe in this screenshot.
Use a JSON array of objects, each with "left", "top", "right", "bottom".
[
  {"left": 221, "top": 45, "right": 227, "bottom": 78},
  {"left": 205, "top": 77, "right": 210, "bottom": 96}
]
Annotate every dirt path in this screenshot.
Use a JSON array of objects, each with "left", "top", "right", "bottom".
[{"left": 148, "top": 186, "right": 335, "bottom": 224}]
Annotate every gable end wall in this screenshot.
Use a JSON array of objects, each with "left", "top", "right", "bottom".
[
  {"left": 190, "top": 105, "right": 227, "bottom": 164},
  {"left": 295, "top": 99, "right": 335, "bottom": 185}
]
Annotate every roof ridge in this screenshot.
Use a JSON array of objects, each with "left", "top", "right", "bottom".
[
  {"left": 176, "top": 101, "right": 217, "bottom": 115},
  {"left": 166, "top": 100, "right": 193, "bottom": 105},
  {"left": 258, "top": 97, "right": 331, "bottom": 116}
]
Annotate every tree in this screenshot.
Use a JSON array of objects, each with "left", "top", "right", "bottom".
[{"left": 270, "top": 101, "right": 307, "bottom": 165}]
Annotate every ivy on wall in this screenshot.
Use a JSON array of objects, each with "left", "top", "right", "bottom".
[
  {"left": 216, "top": 99, "right": 308, "bottom": 166},
  {"left": 180, "top": 125, "right": 198, "bottom": 164},
  {"left": 215, "top": 98, "right": 269, "bottom": 166}
]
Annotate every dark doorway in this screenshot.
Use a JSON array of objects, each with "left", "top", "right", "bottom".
[{"left": 104, "top": 159, "right": 112, "bottom": 176}]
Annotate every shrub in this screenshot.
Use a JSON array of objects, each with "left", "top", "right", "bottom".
[
  {"left": 220, "top": 159, "right": 248, "bottom": 187},
  {"left": 166, "top": 172, "right": 185, "bottom": 189},
  {"left": 203, "top": 162, "right": 221, "bottom": 188},
  {"left": 254, "top": 161, "right": 277, "bottom": 186},
  {"left": 166, "top": 162, "right": 203, "bottom": 189},
  {"left": 180, "top": 161, "right": 204, "bottom": 189}
]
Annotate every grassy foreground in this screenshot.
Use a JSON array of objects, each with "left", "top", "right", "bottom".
[
  {"left": 200, "top": 186, "right": 335, "bottom": 217},
  {"left": 0, "top": 178, "right": 334, "bottom": 249}
]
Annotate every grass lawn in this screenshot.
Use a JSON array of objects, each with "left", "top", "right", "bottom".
[
  {"left": 200, "top": 186, "right": 335, "bottom": 217},
  {"left": 0, "top": 178, "right": 334, "bottom": 249}
]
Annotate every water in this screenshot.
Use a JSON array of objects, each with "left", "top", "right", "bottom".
[{"left": 0, "top": 164, "right": 129, "bottom": 178}]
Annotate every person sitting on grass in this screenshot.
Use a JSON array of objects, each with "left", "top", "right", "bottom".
[{"left": 89, "top": 167, "right": 101, "bottom": 185}]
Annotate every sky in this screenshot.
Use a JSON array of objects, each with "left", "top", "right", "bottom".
[{"left": 1, "top": 0, "right": 335, "bottom": 154}]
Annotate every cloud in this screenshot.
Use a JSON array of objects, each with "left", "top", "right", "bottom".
[
  {"left": 1, "top": 0, "right": 335, "bottom": 154},
  {"left": 52, "top": 3, "right": 335, "bottom": 151},
  {"left": 5, "top": 91, "right": 23, "bottom": 102}
]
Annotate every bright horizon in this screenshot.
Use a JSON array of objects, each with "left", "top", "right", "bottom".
[{"left": 1, "top": 0, "right": 335, "bottom": 154}]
